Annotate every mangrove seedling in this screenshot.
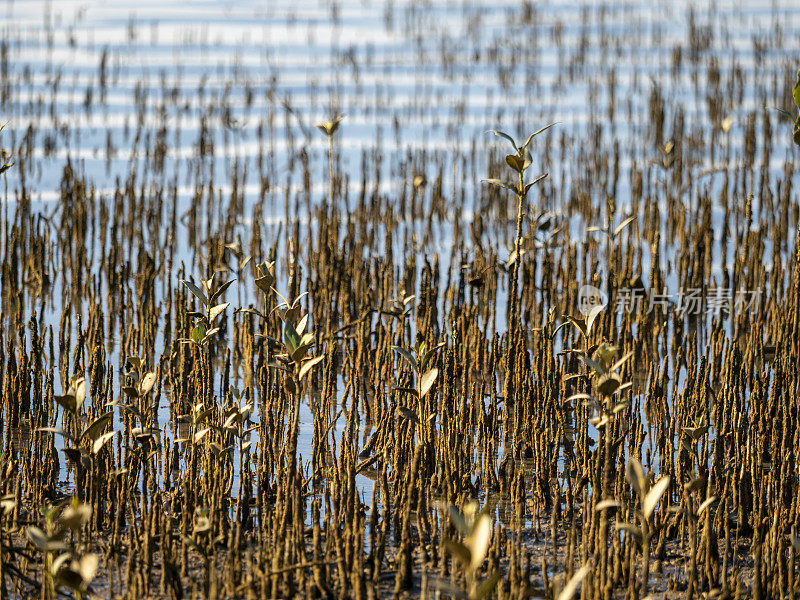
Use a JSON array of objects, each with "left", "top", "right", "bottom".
[
  {"left": 601, "top": 459, "right": 670, "bottom": 595},
  {"left": 180, "top": 275, "right": 235, "bottom": 347},
  {"left": 315, "top": 114, "right": 344, "bottom": 209},
  {"left": 392, "top": 338, "right": 444, "bottom": 423},
  {"left": 483, "top": 125, "right": 554, "bottom": 294},
  {"left": 115, "top": 356, "right": 160, "bottom": 443},
  {"left": 26, "top": 499, "right": 98, "bottom": 600},
  {"left": 767, "top": 68, "right": 800, "bottom": 146},
  {"left": 38, "top": 377, "right": 116, "bottom": 486},
  {"left": 441, "top": 500, "right": 501, "bottom": 600},
  {"left": 0, "top": 123, "right": 13, "bottom": 175}
]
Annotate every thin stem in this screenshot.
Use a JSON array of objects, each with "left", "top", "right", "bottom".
[{"left": 327, "top": 135, "right": 334, "bottom": 210}]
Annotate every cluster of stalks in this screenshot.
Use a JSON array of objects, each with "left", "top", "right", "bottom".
[{"left": 2, "top": 2, "right": 800, "bottom": 600}]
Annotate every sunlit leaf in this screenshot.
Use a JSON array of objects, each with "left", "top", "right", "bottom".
[
  {"left": 296, "top": 314, "right": 309, "bottom": 336},
  {"left": 556, "top": 563, "right": 592, "bottom": 600},
  {"left": 140, "top": 372, "right": 157, "bottom": 395},
  {"left": 697, "top": 496, "right": 716, "bottom": 516},
  {"left": 482, "top": 178, "right": 515, "bottom": 192},
  {"left": 468, "top": 514, "right": 492, "bottom": 569},
  {"left": 299, "top": 355, "right": 324, "bottom": 381},
  {"left": 92, "top": 431, "right": 116, "bottom": 454},
  {"left": 418, "top": 368, "right": 439, "bottom": 399},
  {"left": 209, "top": 303, "right": 229, "bottom": 323},
  {"left": 642, "top": 476, "right": 670, "bottom": 520},
  {"left": 595, "top": 499, "right": 621, "bottom": 512},
  {"left": 76, "top": 553, "right": 98, "bottom": 584},
  {"left": 613, "top": 215, "right": 637, "bottom": 237}
]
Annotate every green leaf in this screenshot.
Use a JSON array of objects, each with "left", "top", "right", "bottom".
[
  {"left": 283, "top": 320, "right": 301, "bottom": 354},
  {"left": 394, "top": 386, "right": 419, "bottom": 398},
  {"left": 54, "top": 394, "right": 78, "bottom": 414},
  {"left": 521, "top": 147, "right": 532, "bottom": 170},
  {"left": 36, "top": 427, "right": 77, "bottom": 445},
  {"left": 523, "top": 172, "right": 549, "bottom": 196},
  {"left": 192, "top": 324, "right": 206, "bottom": 344},
  {"left": 444, "top": 539, "right": 472, "bottom": 567},
  {"left": 392, "top": 346, "right": 418, "bottom": 372},
  {"left": 521, "top": 122, "right": 558, "bottom": 149},
  {"left": 397, "top": 405, "right": 420, "bottom": 423},
  {"left": 82, "top": 411, "right": 113, "bottom": 442},
  {"left": 118, "top": 403, "right": 146, "bottom": 424},
  {"left": 505, "top": 153, "right": 524, "bottom": 173},
  {"left": 210, "top": 279, "right": 235, "bottom": 304},
  {"left": 182, "top": 280, "right": 209, "bottom": 305},
  {"left": 565, "top": 315, "right": 588, "bottom": 338},
  {"left": 793, "top": 69, "right": 800, "bottom": 110},
  {"left": 420, "top": 341, "right": 446, "bottom": 372},
  {"left": 446, "top": 505, "right": 469, "bottom": 535},
  {"left": 482, "top": 178, "right": 515, "bottom": 192},
  {"left": 486, "top": 129, "right": 517, "bottom": 150},
  {"left": 597, "top": 373, "right": 621, "bottom": 397},
  {"left": 767, "top": 106, "right": 795, "bottom": 121},
  {"left": 476, "top": 572, "right": 502, "bottom": 599}
]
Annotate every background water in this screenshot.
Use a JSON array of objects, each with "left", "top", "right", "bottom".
[{"left": 2, "top": 0, "right": 799, "bottom": 502}]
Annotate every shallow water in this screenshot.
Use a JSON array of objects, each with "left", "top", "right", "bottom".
[{"left": 2, "top": 0, "right": 799, "bottom": 507}]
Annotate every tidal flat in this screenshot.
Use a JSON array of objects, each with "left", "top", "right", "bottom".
[{"left": 1, "top": 1, "right": 800, "bottom": 599}]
